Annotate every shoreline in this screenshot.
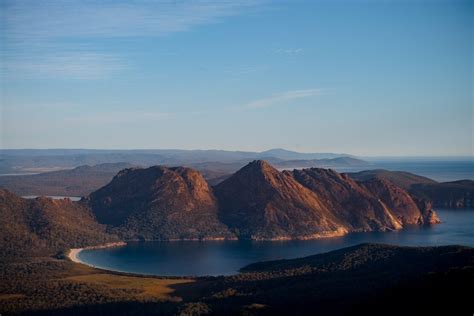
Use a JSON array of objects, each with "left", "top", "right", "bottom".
[{"left": 67, "top": 241, "right": 127, "bottom": 265}]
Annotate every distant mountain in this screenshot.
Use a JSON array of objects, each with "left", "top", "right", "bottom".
[
  {"left": 258, "top": 148, "right": 353, "bottom": 160},
  {"left": 0, "top": 148, "right": 355, "bottom": 175},
  {"left": 0, "top": 189, "right": 117, "bottom": 260},
  {"left": 86, "top": 166, "right": 233, "bottom": 240},
  {"left": 348, "top": 169, "right": 474, "bottom": 208},
  {"left": 0, "top": 163, "right": 133, "bottom": 196},
  {"left": 274, "top": 156, "right": 370, "bottom": 169}
]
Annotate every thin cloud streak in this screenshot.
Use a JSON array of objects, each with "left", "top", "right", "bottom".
[
  {"left": 274, "top": 48, "right": 303, "bottom": 55},
  {"left": 243, "top": 89, "right": 325, "bottom": 109},
  {"left": 65, "top": 111, "right": 170, "bottom": 125},
  {"left": 2, "top": 53, "right": 127, "bottom": 79}
]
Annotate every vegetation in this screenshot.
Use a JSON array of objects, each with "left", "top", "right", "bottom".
[
  {"left": 0, "top": 163, "right": 132, "bottom": 196},
  {"left": 0, "top": 243, "right": 472, "bottom": 315},
  {"left": 0, "top": 189, "right": 118, "bottom": 260},
  {"left": 1, "top": 164, "right": 473, "bottom": 315},
  {"left": 349, "top": 169, "right": 474, "bottom": 208},
  {"left": 0, "top": 258, "right": 187, "bottom": 315},
  {"left": 410, "top": 180, "right": 474, "bottom": 208},
  {"left": 347, "top": 169, "right": 437, "bottom": 189}
]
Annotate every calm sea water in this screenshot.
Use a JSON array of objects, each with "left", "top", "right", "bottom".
[
  {"left": 78, "top": 209, "right": 474, "bottom": 277},
  {"left": 22, "top": 195, "right": 82, "bottom": 201}
]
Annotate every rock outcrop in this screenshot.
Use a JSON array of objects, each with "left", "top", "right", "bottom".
[
  {"left": 290, "top": 168, "right": 404, "bottom": 231},
  {"left": 214, "top": 161, "right": 439, "bottom": 239},
  {"left": 87, "top": 166, "right": 233, "bottom": 240}
]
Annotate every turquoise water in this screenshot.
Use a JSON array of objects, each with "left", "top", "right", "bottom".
[{"left": 78, "top": 209, "right": 474, "bottom": 277}]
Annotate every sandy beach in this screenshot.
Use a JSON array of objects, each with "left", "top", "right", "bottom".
[
  {"left": 67, "top": 242, "right": 127, "bottom": 266},
  {"left": 68, "top": 248, "right": 84, "bottom": 264}
]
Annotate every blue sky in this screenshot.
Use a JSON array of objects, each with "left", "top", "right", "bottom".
[{"left": 1, "top": 0, "right": 472, "bottom": 156}]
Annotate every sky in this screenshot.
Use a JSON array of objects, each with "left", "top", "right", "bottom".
[{"left": 0, "top": 0, "right": 472, "bottom": 156}]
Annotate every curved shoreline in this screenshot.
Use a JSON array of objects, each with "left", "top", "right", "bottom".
[{"left": 67, "top": 241, "right": 127, "bottom": 265}]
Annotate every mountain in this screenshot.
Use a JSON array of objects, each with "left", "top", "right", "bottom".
[
  {"left": 86, "top": 166, "right": 233, "bottom": 240},
  {"left": 214, "top": 161, "right": 347, "bottom": 239},
  {"left": 213, "top": 161, "right": 438, "bottom": 240},
  {"left": 347, "top": 169, "right": 437, "bottom": 189},
  {"left": 83, "top": 161, "right": 440, "bottom": 241},
  {"left": 360, "top": 178, "right": 439, "bottom": 224},
  {"left": 0, "top": 163, "right": 133, "bottom": 197},
  {"left": 348, "top": 169, "right": 474, "bottom": 208},
  {"left": 0, "top": 189, "right": 117, "bottom": 260},
  {"left": 2, "top": 160, "right": 442, "bottom": 243},
  {"left": 258, "top": 148, "right": 352, "bottom": 160},
  {"left": 409, "top": 180, "right": 474, "bottom": 208},
  {"left": 290, "top": 168, "right": 438, "bottom": 232}
]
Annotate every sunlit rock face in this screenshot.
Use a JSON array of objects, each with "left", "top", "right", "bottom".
[
  {"left": 215, "top": 161, "right": 440, "bottom": 239},
  {"left": 214, "top": 160, "right": 348, "bottom": 240}
]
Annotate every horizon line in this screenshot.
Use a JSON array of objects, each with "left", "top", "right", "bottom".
[{"left": 0, "top": 147, "right": 473, "bottom": 159}]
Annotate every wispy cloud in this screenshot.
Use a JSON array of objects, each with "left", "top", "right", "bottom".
[
  {"left": 1, "top": 0, "right": 264, "bottom": 79},
  {"left": 2, "top": 53, "right": 127, "bottom": 79},
  {"left": 274, "top": 48, "right": 303, "bottom": 55},
  {"left": 243, "top": 89, "right": 324, "bottom": 109},
  {"left": 2, "top": 0, "right": 263, "bottom": 41}
]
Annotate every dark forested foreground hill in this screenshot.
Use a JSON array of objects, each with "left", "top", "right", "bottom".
[
  {"left": 0, "top": 189, "right": 118, "bottom": 260},
  {"left": 0, "top": 244, "right": 472, "bottom": 315}
]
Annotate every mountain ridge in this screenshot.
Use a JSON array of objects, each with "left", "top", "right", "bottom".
[
  {"left": 85, "top": 160, "right": 440, "bottom": 241},
  {"left": 0, "top": 160, "right": 447, "bottom": 248}
]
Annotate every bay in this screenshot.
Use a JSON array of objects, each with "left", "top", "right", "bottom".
[{"left": 78, "top": 209, "right": 474, "bottom": 277}]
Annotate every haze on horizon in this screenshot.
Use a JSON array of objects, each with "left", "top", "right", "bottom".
[{"left": 0, "top": 0, "right": 472, "bottom": 157}]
